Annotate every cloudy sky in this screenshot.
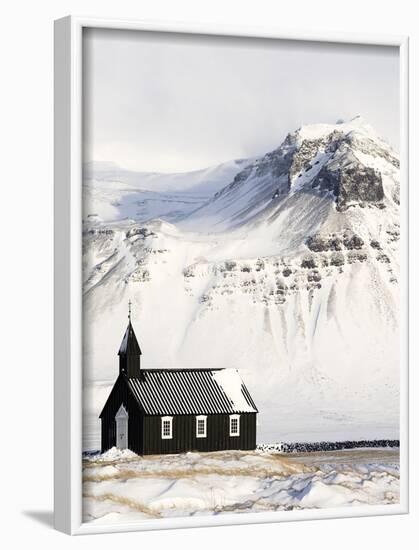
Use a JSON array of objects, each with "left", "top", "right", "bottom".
[{"left": 83, "top": 28, "right": 399, "bottom": 174}]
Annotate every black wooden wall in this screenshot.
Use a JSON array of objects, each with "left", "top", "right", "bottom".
[
  {"left": 100, "top": 374, "right": 144, "bottom": 454},
  {"left": 142, "top": 413, "right": 256, "bottom": 455}
]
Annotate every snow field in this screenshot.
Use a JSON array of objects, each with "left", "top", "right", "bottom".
[{"left": 82, "top": 448, "right": 399, "bottom": 524}]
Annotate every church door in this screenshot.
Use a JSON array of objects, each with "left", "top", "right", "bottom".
[{"left": 115, "top": 404, "right": 128, "bottom": 450}]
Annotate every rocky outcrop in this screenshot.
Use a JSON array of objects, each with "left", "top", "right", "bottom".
[
  {"left": 330, "top": 252, "right": 345, "bottom": 267},
  {"left": 306, "top": 235, "right": 342, "bottom": 252},
  {"left": 392, "top": 185, "right": 400, "bottom": 205},
  {"left": 306, "top": 232, "right": 364, "bottom": 252},
  {"left": 287, "top": 130, "right": 347, "bottom": 185},
  {"left": 289, "top": 138, "right": 324, "bottom": 182},
  {"left": 301, "top": 256, "right": 317, "bottom": 269},
  {"left": 343, "top": 234, "right": 364, "bottom": 249},
  {"left": 312, "top": 150, "right": 384, "bottom": 211},
  {"left": 347, "top": 251, "right": 367, "bottom": 264},
  {"left": 126, "top": 226, "right": 156, "bottom": 239}
]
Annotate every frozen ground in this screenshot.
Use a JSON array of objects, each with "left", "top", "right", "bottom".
[{"left": 82, "top": 448, "right": 399, "bottom": 524}]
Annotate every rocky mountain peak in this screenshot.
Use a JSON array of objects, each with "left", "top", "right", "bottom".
[
  {"left": 177, "top": 118, "right": 399, "bottom": 233},
  {"left": 310, "top": 149, "right": 385, "bottom": 211}
]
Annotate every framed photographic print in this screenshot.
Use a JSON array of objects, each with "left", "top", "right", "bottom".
[{"left": 54, "top": 16, "right": 409, "bottom": 535}]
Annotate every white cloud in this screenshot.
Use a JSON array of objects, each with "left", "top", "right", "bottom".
[{"left": 83, "top": 28, "right": 399, "bottom": 173}]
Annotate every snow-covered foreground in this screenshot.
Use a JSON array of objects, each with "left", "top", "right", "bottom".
[{"left": 82, "top": 448, "right": 399, "bottom": 524}]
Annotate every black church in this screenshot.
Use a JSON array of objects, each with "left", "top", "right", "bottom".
[{"left": 99, "top": 306, "right": 258, "bottom": 455}]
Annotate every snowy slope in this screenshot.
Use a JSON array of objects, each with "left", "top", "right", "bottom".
[
  {"left": 85, "top": 158, "right": 252, "bottom": 194},
  {"left": 83, "top": 158, "right": 253, "bottom": 223},
  {"left": 82, "top": 117, "right": 400, "bottom": 450}
]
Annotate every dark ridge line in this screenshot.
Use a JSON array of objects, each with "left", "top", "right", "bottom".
[{"left": 257, "top": 439, "right": 400, "bottom": 453}]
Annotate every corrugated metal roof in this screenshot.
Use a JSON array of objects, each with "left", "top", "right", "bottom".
[{"left": 126, "top": 369, "right": 258, "bottom": 415}]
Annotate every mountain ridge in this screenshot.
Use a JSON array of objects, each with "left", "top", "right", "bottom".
[{"left": 177, "top": 117, "right": 399, "bottom": 233}]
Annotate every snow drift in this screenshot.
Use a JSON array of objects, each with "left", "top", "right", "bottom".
[{"left": 82, "top": 448, "right": 399, "bottom": 523}]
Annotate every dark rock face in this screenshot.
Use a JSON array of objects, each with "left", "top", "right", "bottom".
[
  {"left": 386, "top": 226, "right": 400, "bottom": 242},
  {"left": 347, "top": 251, "right": 367, "bottom": 263},
  {"left": 337, "top": 164, "right": 384, "bottom": 211},
  {"left": 312, "top": 151, "right": 384, "bottom": 211},
  {"left": 307, "top": 270, "right": 321, "bottom": 282},
  {"left": 126, "top": 226, "right": 156, "bottom": 239},
  {"left": 377, "top": 253, "right": 391, "bottom": 263},
  {"left": 306, "top": 234, "right": 342, "bottom": 252},
  {"left": 330, "top": 252, "right": 345, "bottom": 267},
  {"left": 343, "top": 234, "right": 364, "bottom": 250},
  {"left": 288, "top": 130, "right": 347, "bottom": 184},
  {"left": 289, "top": 139, "right": 322, "bottom": 182},
  {"left": 183, "top": 266, "right": 195, "bottom": 278},
  {"left": 304, "top": 229, "right": 376, "bottom": 269},
  {"left": 224, "top": 260, "right": 237, "bottom": 271},
  {"left": 301, "top": 256, "right": 317, "bottom": 269},
  {"left": 307, "top": 232, "right": 365, "bottom": 253},
  {"left": 392, "top": 185, "right": 400, "bottom": 205},
  {"left": 370, "top": 239, "right": 382, "bottom": 250},
  {"left": 325, "top": 130, "right": 347, "bottom": 153}
]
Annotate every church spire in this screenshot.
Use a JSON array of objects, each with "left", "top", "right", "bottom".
[{"left": 118, "top": 301, "right": 142, "bottom": 377}]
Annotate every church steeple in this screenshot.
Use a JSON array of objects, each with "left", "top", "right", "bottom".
[{"left": 118, "top": 301, "right": 142, "bottom": 378}]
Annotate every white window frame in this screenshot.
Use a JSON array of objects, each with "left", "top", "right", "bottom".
[
  {"left": 161, "top": 416, "right": 173, "bottom": 439},
  {"left": 196, "top": 415, "right": 207, "bottom": 438},
  {"left": 229, "top": 414, "right": 240, "bottom": 437}
]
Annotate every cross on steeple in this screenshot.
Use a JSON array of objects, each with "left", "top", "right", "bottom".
[{"left": 128, "top": 299, "right": 132, "bottom": 322}]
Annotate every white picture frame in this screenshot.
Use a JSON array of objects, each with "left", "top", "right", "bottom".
[{"left": 54, "top": 15, "right": 409, "bottom": 535}]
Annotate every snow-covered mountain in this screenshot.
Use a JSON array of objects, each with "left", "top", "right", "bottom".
[
  {"left": 178, "top": 116, "right": 399, "bottom": 232},
  {"left": 82, "top": 116, "right": 400, "bottom": 450}
]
